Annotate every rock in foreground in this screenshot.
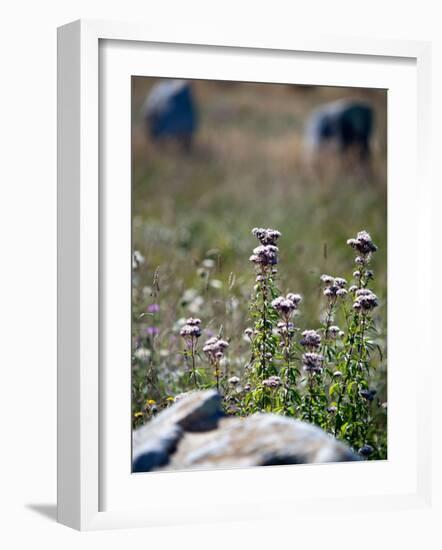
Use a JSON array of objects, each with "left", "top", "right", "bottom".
[
  {"left": 133, "top": 390, "right": 358, "bottom": 472},
  {"left": 133, "top": 390, "right": 222, "bottom": 472},
  {"left": 167, "top": 414, "right": 357, "bottom": 469}
]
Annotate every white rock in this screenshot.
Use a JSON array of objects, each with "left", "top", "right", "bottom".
[
  {"left": 167, "top": 413, "right": 357, "bottom": 470},
  {"left": 133, "top": 391, "right": 357, "bottom": 472}
]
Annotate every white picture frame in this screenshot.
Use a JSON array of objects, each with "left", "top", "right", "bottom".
[{"left": 57, "top": 19, "right": 432, "bottom": 531}]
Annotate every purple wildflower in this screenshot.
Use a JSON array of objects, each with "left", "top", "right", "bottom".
[
  {"left": 347, "top": 231, "right": 378, "bottom": 256},
  {"left": 300, "top": 329, "right": 322, "bottom": 350},
  {"left": 252, "top": 227, "right": 281, "bottom": 246},
  {"left": 302, "top": 352, "right": 324, "bottom": 374},
  {"left": 262, "top": 375, "right": 282, "bottom": 388}
]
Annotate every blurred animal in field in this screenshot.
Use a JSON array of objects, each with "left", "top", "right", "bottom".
[
  {"left": 143, "top": 79, "right": 198, "bottom": 151},
  {"left": 305, "top": 100, "right": 374, "bottom": 171}
]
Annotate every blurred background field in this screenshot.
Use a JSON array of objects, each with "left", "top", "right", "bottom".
[{"left": 131, "top": 78, "right": 387, "bottom": 416}]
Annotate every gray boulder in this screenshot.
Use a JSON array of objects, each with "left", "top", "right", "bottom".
[
  {"left": 167, "top": 414, "right": 357, "bottom": 470},
  {"left": 132, "top": 390, "right": 357, "bottom": 473},
  {"left": 132, "top": 390, "right": 222, "bottom": 472},
  {"left": 132, "top": 422, "right": 183, "bottom": 473}
]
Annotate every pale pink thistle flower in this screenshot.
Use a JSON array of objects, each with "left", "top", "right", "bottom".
[
  {"left": 262, "top": 375, "right": 282, "bottom": 388},
  {"left": 302, "top": 352, "right": 324, "bottom": 374},
  {"left": 301, "top": 329, "right": 322, "bottom": 350}
]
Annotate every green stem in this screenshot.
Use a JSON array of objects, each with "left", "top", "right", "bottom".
[
  {"left": 191, "top": 340, "right": 197, "bottom": 388},
  {"left": 215, "top": 361, "right": 220, "bottom": 392},
  {"left": 308, "top": 373, "right": 314, "bottom": 423},
  {"left": 334, "top": 315, "right": 358, "bottom": 436},
  {"left": 322, "top": 300, "right": 335, "bottom": 349},
  {"left": 283, "top": 322, "right": 291, "bottom": 412},
  {"left": 261, "top": 273, "right": 268, "bottom": 378}
]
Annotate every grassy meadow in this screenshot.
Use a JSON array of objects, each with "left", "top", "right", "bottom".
[{"left": 131, "top": 78, "right": 387, "bottom": 458}]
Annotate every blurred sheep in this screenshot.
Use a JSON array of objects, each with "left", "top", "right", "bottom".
[
  {"left": 143, "top": 79, "right": 198, "bottom": 151},
  {"left": 305, "top": 100, "right": 374, "bottom": 168}
]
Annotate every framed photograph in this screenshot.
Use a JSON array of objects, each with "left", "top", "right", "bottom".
[{"left": 57, "top": 19, "right": 432, "bottom": 530}]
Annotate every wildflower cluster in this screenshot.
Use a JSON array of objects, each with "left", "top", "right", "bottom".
[
  {"left": 247, "top": 228, "right": 282, "bottom": 388},
  {"left": 302, "top": 352, "right": 324, "bottom": 373},
  {"left": 319, "top": 275, "right": 348, "bottom": 344},
  {"left": 352, "top": 288, "right": 379, "bottom": 312},
  {"left": 180, "top": 317, "right": 202, "bottom": 339},
  {"left": 245, "top": 227, "right": 384, "bottom": 456},
  {"left": 249, "top": 228, "right": 281, "bottom": 267},
  {"left": 347, "top": 230, "right": 378, "bottom": 257},
  {"left": 300, "top": 328, "right": 326, "bottom": 423},
  {"left": 347, "top": 230, "right": 377, "bottom": 287},
  {"left": 252, "top": 227, "right": 282, "bottom": 246},
  {"left": 328, "top": 325, "right": 344, "bottom": 339},
  {"left": 300, "top": 329, "right": 321, "bottom": 350},
  {"left": 249, "top": 245, "right": 279, "bottom": 267},
  {"left": 321, "top": 275, "right": 348, "bottom": 300},
  {"left": 328, "top": 230, "right": 382, "bottom": 455},
  {"left": 179, "top": 318, "right": 202, "bottom": 387},
  {"left": 263, "top": 375, "right": 282, "bottom": 388},
  {"left": 271, "top": 293, "right": 302, "bottom": 320},
  {"left": 176, "top": 317, "right": 231, "bottom": 391}
]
